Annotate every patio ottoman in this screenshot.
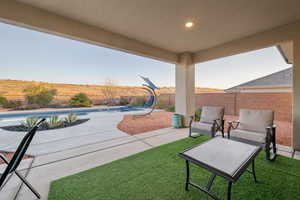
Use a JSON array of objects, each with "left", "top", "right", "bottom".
[{"left": 178, "top": 137, "right": 261, "bottom": 200}]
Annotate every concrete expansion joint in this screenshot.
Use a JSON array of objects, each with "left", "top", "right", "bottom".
[{"left": 23, "top": 130, "right": 175, "bottom": 170}]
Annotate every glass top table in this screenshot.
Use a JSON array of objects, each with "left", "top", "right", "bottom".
[{"left": 178, "top": 137, "right": 261, "bottom": 200}]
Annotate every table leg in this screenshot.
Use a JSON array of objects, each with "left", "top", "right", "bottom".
[
  {"left": 252, "top": 160, "right": 257, "bottom": 183},
  {"left": 182, "top": 161, "right": 220, "bottom": 200},
  {"left": 185, "top": 160, "right": 190, "bottom": 191},
  {"left": 227, "top": 181, "right": 232, "bottom": 200}
]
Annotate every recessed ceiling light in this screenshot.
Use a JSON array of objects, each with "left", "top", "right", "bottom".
[{"left": 185, "top": 22, "right": 194, "bottom": 28}]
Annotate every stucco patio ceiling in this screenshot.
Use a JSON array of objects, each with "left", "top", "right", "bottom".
[{"left": 17, "top": 0, "right": 300, "bottom": 53}]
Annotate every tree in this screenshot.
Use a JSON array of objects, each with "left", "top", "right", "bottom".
[
  {"left": 69, "top": 93, "right": 92, "bottom": 107},
  {"left": 101, "top": 79, "right": 119, "bottom": 105},
  {"left": 23, "top": 83, "right": 57, "bottom": 106}
]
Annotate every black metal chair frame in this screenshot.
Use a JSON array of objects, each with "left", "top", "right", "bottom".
[
  {"left": 227, "top": 121, "right": 277, "bottom": 161},
  {"left": 0, "top": 118, "right": 45, "bottom": 199},
  {"left": 189, "top": 116, "right": 225, "bottom": 138}
]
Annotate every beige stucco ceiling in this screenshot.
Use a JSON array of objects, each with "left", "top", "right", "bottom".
[{"left": 17, "top": 0, "right": 300, "bottom": 53}]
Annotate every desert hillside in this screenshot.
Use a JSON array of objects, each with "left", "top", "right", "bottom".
[{"left": 0, "top": 80, "right": 223, "bottom": 103}]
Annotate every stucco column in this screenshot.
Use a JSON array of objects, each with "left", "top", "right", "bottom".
[
  {"left": 293, "top": 39, "right": 300, "bottom": 150},
  {"left": 175, "top": 52, "right": 195, "bottom": 126}
]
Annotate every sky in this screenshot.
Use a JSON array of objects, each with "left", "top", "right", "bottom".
[
  {"left": 0, "top": 22, "right": 292, "bottom": 89},
  {"left": 196, "top": 47, "right": 291, "bottom": 89}
]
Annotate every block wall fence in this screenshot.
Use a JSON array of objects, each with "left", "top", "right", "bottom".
[{"left": 160, "top": 92, "right": 292, "bottom": 146}]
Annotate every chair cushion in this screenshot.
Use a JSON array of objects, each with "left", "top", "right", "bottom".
[
  {"left": 191, "top": 121, "right": 213, "bottom": 132},
  {"left": 239, "top": 109, "right": 274, "bottom": 133},
  {"left": 230, "top": 129, "right": 266, "bottom": 143},
  {"left": 200, "top": 106, "right": 224, "bottom": 124}
]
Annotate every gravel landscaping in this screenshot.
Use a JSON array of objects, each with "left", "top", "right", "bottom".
[{"left": 117, "top": 111, "right": 173, "bottom": 135}]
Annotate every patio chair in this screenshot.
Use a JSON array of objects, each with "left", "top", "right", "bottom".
[
  {"left": 227, "top": 109, "right": 276, "bottom": 161},
  {"left": 189, "top": 106, "right": 225, "bottom": 138},
  {"left": 0, "top": 118, "right": 45, "bottom": 199}
]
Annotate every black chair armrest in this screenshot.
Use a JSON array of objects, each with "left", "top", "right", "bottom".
[
  {"left": 213, "top": 119, "right": 223, "bottom": 128},
  {"left": 266, "top": 125, "right": 276, "bottom": 136},
  {"left": 228, "top": 120, "right": 240, "bottom": 130},
  {"left": 213, "top": 118, "right": 221, "bottom": 123},
  {"left": 266, "top": 125, "right": 277, "bottom": 129},
  {"left": 227, "top": 120, "right": 240, "bottom": 139}
]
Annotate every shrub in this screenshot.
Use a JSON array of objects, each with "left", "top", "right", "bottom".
[
  {"left": 3, "top": 100, "right": 22, "bottom": 109},
  {"left": 165, "top": 106, "right": 175, "bottom": 112},
  {"left": 0, "top": 96, "right": 8, "bottom": 107},
  {"left": 47, "top": 116, "right": 63, "bottom": 128},
  {"left": 21, "top": 117, "right": 41, "bottom": 128},
  {"left": 194, "top": 109, "right": 202, "bottom": 121},
  {"left": 24, "top": 83, "right": 57, "bottom": 106},
  {"left": 119, "top": 97, "right": 129, "bottom": 105},
  {"left": 130, "top": 96, "right": 145, "bottom": 106},
  {"left": 69, "top": 93, "right": 92, "bottom": 107},
  {"left": 64, "top": 113, "right": 77, "bottom": 124},
  {"left": 156, "top": 96, "right": 168, "bottom": 109}
]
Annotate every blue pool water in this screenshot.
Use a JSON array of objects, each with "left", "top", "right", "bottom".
[{"left": 0, "top": 107, "right": 142, "bottom": 119}]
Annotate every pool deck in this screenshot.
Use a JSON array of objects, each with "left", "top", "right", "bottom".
[{"left": 0, "top": 111, "right": 137, "bottom": 156}]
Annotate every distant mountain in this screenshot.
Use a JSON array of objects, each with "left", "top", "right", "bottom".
[{"left": 0, "top": 79, "right": 223, "bottom": 103}]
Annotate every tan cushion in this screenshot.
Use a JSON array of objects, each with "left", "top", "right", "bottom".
[
  {"left": 230, "top": 129, "right": 266, "bottom": 143},
  {"left": 191, "top": 121, "right": 213, "bottom": 132},
  {"left": 200, "top": 106, "right": 224, "bottom": 124},
  {"left": 239, "top": 109, "right": 273, "bottom": 133}
]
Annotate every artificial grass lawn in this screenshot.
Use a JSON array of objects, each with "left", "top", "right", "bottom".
[{"left": 48, "top": 137, "right": 300, "bottom": 200}]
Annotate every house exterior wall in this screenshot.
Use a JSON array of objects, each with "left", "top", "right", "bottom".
[
  {"left": 239, "top": 86, "right": 292, "bottom": 93},
  {"left": 240, "top": 88, "right": 292, "bottom": 93},
  {"left": 226, "top": 85, "right": 292, "bottom": 93}
]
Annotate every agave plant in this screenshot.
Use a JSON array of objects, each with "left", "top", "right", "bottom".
[
  {"left": 64, "top": 113, "right": 77, "bottom": 124},
  {"left": 21, "top": 117, "right": 41, "bottom": 128},
  {"left": 47, "top": 115, "right": 63, "bottom": 128}
]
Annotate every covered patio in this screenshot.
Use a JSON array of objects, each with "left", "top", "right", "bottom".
[{"left": 1, "top": 0, "right": 300, "bottom": 199}]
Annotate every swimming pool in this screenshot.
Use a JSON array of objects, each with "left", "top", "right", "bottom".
[{"left": 0, "top": 107, "right": 142, "bottom": 119}]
